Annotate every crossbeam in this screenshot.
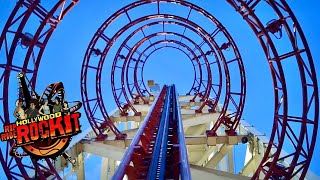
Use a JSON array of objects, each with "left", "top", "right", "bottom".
[{"left": 98, "top": 135, "right": 247, "bottom": 148}]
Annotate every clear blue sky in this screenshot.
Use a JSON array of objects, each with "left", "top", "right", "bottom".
[{"left": 0, "top": 0, "right": 320, "bottom": 178}]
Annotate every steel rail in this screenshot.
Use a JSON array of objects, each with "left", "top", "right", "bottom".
[
  {"left": 112, "top": 86, "right": 168, "bottom": 179},
  {"left": 147, "top": 86, "right": 172, "bottom": 179},
  {"left": 173, "top": 85, "right": 191, "bottom": 180}
]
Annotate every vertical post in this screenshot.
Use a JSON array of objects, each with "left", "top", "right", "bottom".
[
  {"left": 54, "top": 156, "right": 62, "bottom": 172},
  {"left": 228, "top": 148, "right": 234, "bottom": 173},
  {"left": 109, "top": 159, "right": 115, "bottom": 177},
  {"left": 74, "top": 152, "right": 85, "bottom": 179},
  {"left": 173, "top": 85, "right": 191, "bottom": 180},
  {"left": 100, "top": 158, "right": 109, "bottom": 180}
]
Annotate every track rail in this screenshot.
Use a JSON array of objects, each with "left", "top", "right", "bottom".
[
  {"left": 112, "top": 86, "right": 168, "bottom": 179},
  {"left": 113, "top": 85, "right": 191, "bottom": 180}
]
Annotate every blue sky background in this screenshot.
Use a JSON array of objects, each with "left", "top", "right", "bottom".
[{"left": 0, "top": 0, "right": 320, "bottom": 179}]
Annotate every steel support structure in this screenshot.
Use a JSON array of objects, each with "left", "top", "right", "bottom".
[
  {"left": 81, "top": 0, "right": 246, "bottom": 143},
  {"left": 226, "top": 0, "right": 319, "bottom": 178},
  {"left": 0, "top": 0, "right": 318, "bottom": 179}
]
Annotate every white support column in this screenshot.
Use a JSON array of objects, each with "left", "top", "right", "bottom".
[
  {"left": 227, "top": 148, "right": 234, "bottom": 173},
  {"left": 195, "top": 146, "right": 217, "bottom": 166},
  {"left": 193, "top": 123, "right": 209, "bottom": 135},
  {"left": 241, "top": 145, "right": 263, "bottom": 176},
  {"left": 205, "top": 144, "right": 233, "bottom": 168},
  {"left": 54, "top": 156, "right": 63, "bottom": 172},
  {"left": 109, "top": 159, "right": 115, "bottom": 178},
  {"left": 73, "top": 152, "right": 85, "bottom": 180},
  {"left": 100, "top": 158, "right": 109, "bottom": 180}
]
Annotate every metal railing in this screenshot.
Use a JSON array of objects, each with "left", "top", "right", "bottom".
[{"left": 173, "top": 85, "right": 192, "bottom": 180}]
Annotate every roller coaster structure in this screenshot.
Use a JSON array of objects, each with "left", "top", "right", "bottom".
[{"left": 0, "top": 0, "right": 318, "bottom": 179}]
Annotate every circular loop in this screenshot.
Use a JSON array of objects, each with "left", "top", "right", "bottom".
[{"left": 81, "top": 0, "right": 246, "bottom": 142}]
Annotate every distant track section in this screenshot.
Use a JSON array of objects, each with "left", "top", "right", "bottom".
[{"left": 113, "top": 85, "right": 191, "bottom": 180}]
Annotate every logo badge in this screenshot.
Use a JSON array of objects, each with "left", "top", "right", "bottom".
[{"left": 0, "top": 72, "right": 82, "bottom": 159}]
